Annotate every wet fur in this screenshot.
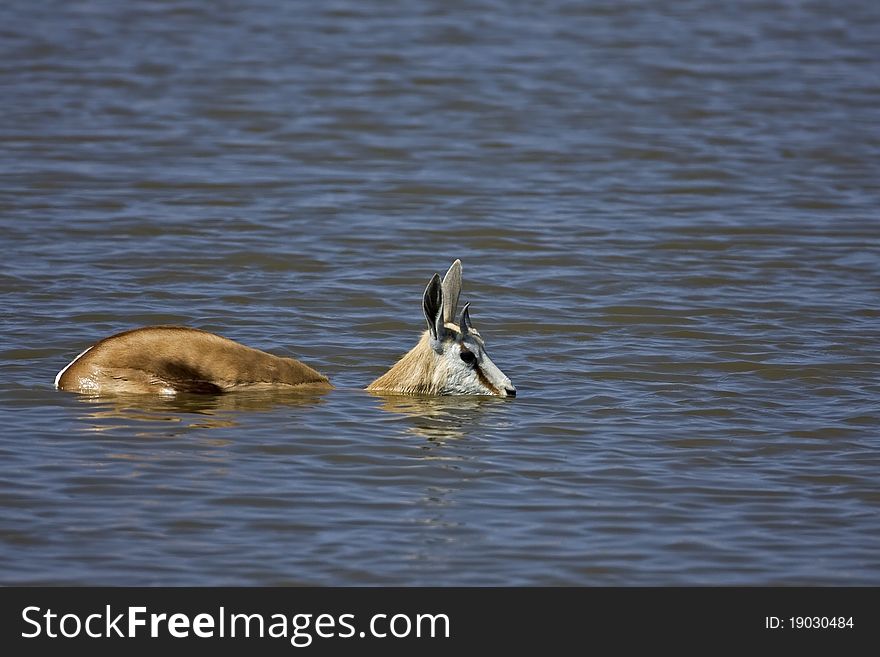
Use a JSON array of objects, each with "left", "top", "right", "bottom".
[
  {"left": 366, "top": 330, "right": 448, "bottom": 395},
  {"left": 55, "top": 326, "right": 331, "bottom": 395},
  {"left": 369, "top": 259, "right": 514, "bottom": 397}
]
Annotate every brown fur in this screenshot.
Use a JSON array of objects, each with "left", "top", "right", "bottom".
[
  {"left": 473, "top": 363, "right": 501, "bottom": 396},
  {"left": 56, "top": 326, "right": 331, "bottom": 395},
  {"left": 366, "top": 331, "right": 441, "bottom": 395}
]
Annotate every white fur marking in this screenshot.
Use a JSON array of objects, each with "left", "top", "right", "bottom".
[{"left": 54, "top": 346, "right": 93, "bottom": 389}]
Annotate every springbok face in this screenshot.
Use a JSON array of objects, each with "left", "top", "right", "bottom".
[{"left": 422, "top": 263, "right": 516, "bottom": 398}]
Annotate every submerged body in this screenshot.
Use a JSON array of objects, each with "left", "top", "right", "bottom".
[
  {"left": 55, "top": 260, "right": 514, "bottom": 398},
  {"left": 55, "top": 326, "right": 331, "bottom": 395}
]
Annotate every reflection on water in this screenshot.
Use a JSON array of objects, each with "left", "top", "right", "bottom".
[
  {"left": 73, "top": 387, "right": 331, "bottom": 432},
  {"left": 369, "top": 392, "right": 508, "bottom": 444}
]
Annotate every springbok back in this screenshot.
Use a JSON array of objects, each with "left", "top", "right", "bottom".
[{"left": 55, "top": 326, "right": 330, "bottom": 395}]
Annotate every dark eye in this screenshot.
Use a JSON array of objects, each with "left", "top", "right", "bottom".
[{"left": 460, "top": 350, "right": 477, "bottom": 366}]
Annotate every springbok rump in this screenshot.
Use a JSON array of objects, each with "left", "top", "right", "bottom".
[
  {"left": 53, "top": 326, "right": 331, "bottom": 396},
  {"left": 54, "top": 260, "right": 516, "bottom": 398}
]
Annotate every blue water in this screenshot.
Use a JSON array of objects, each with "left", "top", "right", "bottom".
[{"left": 1, "top": 0, "right": 879, "bottom": 584}]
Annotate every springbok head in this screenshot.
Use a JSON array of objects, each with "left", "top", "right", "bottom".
[
  {"left": 421, "top": 260, "right": 516, "bottom": 397},
  {"left": 366, "top": 260, "right": 517, "bottom": 397}
]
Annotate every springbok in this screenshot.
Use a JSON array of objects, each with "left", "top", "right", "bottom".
[
  {"left": 54, "top": 326, "right": 331, "bottom": 395},
  {"left": 54, "top": 260, "right": 515, "bottom": 398},
  {"left": 366, "top": 260, "right": 516, "bottom": 397}
]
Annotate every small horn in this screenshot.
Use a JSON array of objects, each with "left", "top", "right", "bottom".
[{"left": 459, "top": 302, "right": 472, "bottom": 335}]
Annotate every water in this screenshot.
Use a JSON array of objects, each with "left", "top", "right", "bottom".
[{"left": 1, "top": 0, "right": 879, "bottom": 585}]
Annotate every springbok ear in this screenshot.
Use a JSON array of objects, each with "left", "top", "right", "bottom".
[
  {"left": 459, "top": 302, "right": 473, "bottom": 335},
  {"left": 441, "top": 259, "right": 462, "bottom": 324},
  {"left": 423, "top": 273, "right": 444, "bottom": 341}
]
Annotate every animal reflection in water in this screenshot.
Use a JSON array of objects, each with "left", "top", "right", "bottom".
[
  {"left": 371, "top": 394, "right": 507, "bottom": 443},
  {"left": 54, "top": 260, "right": 515, "bottom": 399},
  {"left": 73, "top": 388, "right": 331, "bottom": 432}
]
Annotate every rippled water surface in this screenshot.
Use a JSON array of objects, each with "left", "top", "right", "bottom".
[{"left": 2, "top": 0, "right": 879, "bottom": 585}]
